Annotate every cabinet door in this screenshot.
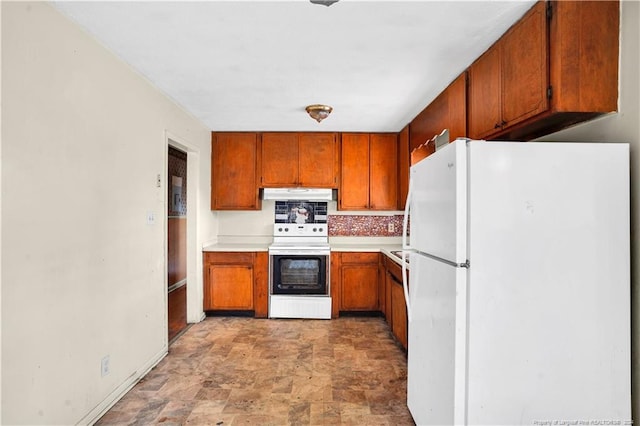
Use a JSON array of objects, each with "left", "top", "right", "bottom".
[
  {"left": 253, "top": 252, "right": 269, "bottom": 318},
  {"left": 330, "top": 252, "right": 341, "bottom": 318},
  {"left": 501, "top": 0, "right": 548, "bottom": 128},
  {"left": 299, "top": 133, "right": 338, "bottom": 188},
  {"left": 550, "top": 0, "right": 619, "bottom": 114},
  {"left": 340, "top": 253, "right": 380, "bottom": 311},
  {"left": 409, "top": 72, "right": 467, "bottom": 153},
  {"left": 468, "top": 44, "right": 502, "bottom": 139},
  {"left": 369, "top": 133, "right": 398, "bottom": 210},
  {"left": 261, "top": 133, "right": 299, "bottom": 187},
  {"left": 205, "top": 263, "right": 254, "bottom": 310},
  {"left": 385, "top": 270, "right": 393, "bottom": 325},
  {"left": 341, "top": 264, "right": 379, "bottom": 310},
  {"left": 398, "top": 126, "right": 410, "bottom": 210},
  {"left": 447, "top": 73, "right": 468, "bottom": 141},
  {"left": 391, "top": 278, "right": 408, "bottom": 350},
  {"left": 378, "top": 260, "right": 386, "bottom": 317},
  {"left": 340, "top": 133, "right": 370, "bottom": 210},
  {"left": 211, "top": 133, "right": 260, "bottom": 210}
]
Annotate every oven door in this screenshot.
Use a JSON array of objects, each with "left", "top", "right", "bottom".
[{"left": 270, "top": 254, "right": 329, "bottom": 295}]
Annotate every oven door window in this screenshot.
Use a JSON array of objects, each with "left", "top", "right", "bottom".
[{"left": 272, "top": 255, "right": 327, "bottom": 295}]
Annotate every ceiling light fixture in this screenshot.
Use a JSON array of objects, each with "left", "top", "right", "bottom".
[
  {"left": 305, "top": 104, "right": 333, "bottom": 123},
  {"left": 310, "top": 0, "right": 339, "bottom": 6}
]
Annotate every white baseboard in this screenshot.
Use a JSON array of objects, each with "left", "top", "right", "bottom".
[{"left": 78, "top": 345, "right": 168, "bottom": 426}]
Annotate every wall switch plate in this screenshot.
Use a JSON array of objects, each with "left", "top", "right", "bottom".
[
  {"left": 156, "top": 174, "right": 162, "bottom": 188},
  {"left": 388, "top": 223, "right": 394, "bottom": 232},
  {"left": 101, "top": 355, "right": 110, "bottom": 377}
]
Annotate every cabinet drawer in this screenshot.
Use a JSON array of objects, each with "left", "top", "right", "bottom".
[
  {"left": 341, "top": 252, "right": 379, "bottom": 264},
  {"left": 204, "top": 252, "right": 253, "bottom": 264}
]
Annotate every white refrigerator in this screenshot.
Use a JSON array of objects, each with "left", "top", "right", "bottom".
[{"left": 402, "top": 139, "right": 631, "bottom": 425}]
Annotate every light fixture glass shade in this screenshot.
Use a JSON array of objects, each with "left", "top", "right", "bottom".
[
  {"left": 305, "top": 104, "right": 333, "bottom": 123},
  {"left": 310, "top": 0, "right": 339, "bottom": 6}
]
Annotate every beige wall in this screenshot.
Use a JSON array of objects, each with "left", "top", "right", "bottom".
[
  {"left": 1, "top": 2, "right": 212, "bottom": 424},
  {"left": 536, "top": 0, "right": 640, "bottom": 417}
]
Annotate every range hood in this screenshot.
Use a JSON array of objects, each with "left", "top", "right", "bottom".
[{"left": 263, "top": 188, "right": 333, "bottom": 201}]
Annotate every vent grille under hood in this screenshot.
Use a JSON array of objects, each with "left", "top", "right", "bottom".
[{"left": 263, "top": 188, "right": 333, "bottom": 201}]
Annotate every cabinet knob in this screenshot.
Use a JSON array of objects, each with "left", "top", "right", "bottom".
[{"left": 494, "top": 123, "right": 501, "bottom": 129}]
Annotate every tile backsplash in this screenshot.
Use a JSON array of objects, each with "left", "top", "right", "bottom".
[{"left": 328, "top": 214, "right": 404, "bottom": 237}]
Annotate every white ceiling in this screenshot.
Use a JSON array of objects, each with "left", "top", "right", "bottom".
[{"left": 52, "top": 0, "right": 536, "bottom": 133}]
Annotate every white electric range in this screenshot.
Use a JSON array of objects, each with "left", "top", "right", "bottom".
[{"left": 268, "top": 201, "right": 331, "bottom": 319}]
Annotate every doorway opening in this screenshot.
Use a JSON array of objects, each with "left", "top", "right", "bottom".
[{"left": 167, "top": 146, "right": 188, "bottom": 342}]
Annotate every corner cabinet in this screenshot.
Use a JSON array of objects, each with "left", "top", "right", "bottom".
[
  {"left": 203, "top": 252, "right": 268, "bottom": 317},
  {"left": 339, "top": 133, "right": 398, "bottom": 210},
  {"left": 211, "top": 132, "right": 261, "bottom": 210},
  {"left": 410, "top": 72, "right": 467, "bottom": 152},
  {"left": 261, "top": 132, "right": 338, "bottom": 188}
]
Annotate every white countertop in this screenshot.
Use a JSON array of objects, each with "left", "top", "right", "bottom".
[{"left": 202, "top": 242, "right": 269, "bottom": 252}]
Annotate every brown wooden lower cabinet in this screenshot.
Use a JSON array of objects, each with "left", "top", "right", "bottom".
[
  {"left": 390, "top": 277, "right": 408, "bottom": 350},
  {"left": 336, "top": 252, "right": 380, "bottom": 312},
  {"left": 202, "top": 250, "right": 407, "bottom": 345},
  {"left": 253, "top": 252, "right": 269, "bottom": 318},
  {"left": 203, "top": 251, "right": 268, "bottom": 317},
  {"left": 384, "top": 255, "right": 408, "bottom": 350}
]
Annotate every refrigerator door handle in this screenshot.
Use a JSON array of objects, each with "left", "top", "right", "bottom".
[
  {"left": 402, "top": 177, "right": 413, "bottom": 322},
  {"left": 402, "top": 251, "right": 412, "bottom": 323},
  {"left": 416, "top": 250, "right": 470, "bottom": 269},
  {"left": 402, "top": 176, "right": 412, "bottom": 251}
]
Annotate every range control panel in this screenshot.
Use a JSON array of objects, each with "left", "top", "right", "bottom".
[{"left": 273, "top": 223, "right": 327, "bottom": 237}]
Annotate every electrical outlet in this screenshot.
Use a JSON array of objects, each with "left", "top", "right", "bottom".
[
  {"left": 101, "top": 355, "right": 110, "bottom": 377},
  {"left": 147, "top": 211, "right": 155, "bottom": 225},
  {"left": 388, "top": 223, "right": 395, "bottom": 233}
]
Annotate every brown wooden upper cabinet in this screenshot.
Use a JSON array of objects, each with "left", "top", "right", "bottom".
[
  {"left": 340, "top": 133, "right": 398, "bottom": 211},
  {"left": 410, "top": 72, "right": 467, "bottom": 152},
  {"left": 468, "top": 1, "right": 549, "bottom": 139},
  {"left": 468, "top": 0, "right": 619, "bottom": 141},
  {"left": 397, "top": 126, "right": 410, "bottom": 211},
  {"left": 261, "top": 132, "right": 338, "bottom": 188},
  {"left": 211, "top": 132, "right": 261, "bottom": 210}
]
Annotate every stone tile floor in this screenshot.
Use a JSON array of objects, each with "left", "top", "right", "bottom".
[{"left": 96, "top": 316, "right": 415, "bottom": 425}]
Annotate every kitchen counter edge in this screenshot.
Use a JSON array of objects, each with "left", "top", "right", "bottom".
[
  {"left": 201, "top": 243, "right": 408, "bottom": 267},
  {"left": 202, "top": 243, "right": 269, "bottom": 252},
  {"left": 332, "top": 244, "right": 409, "bottom": 268}
]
